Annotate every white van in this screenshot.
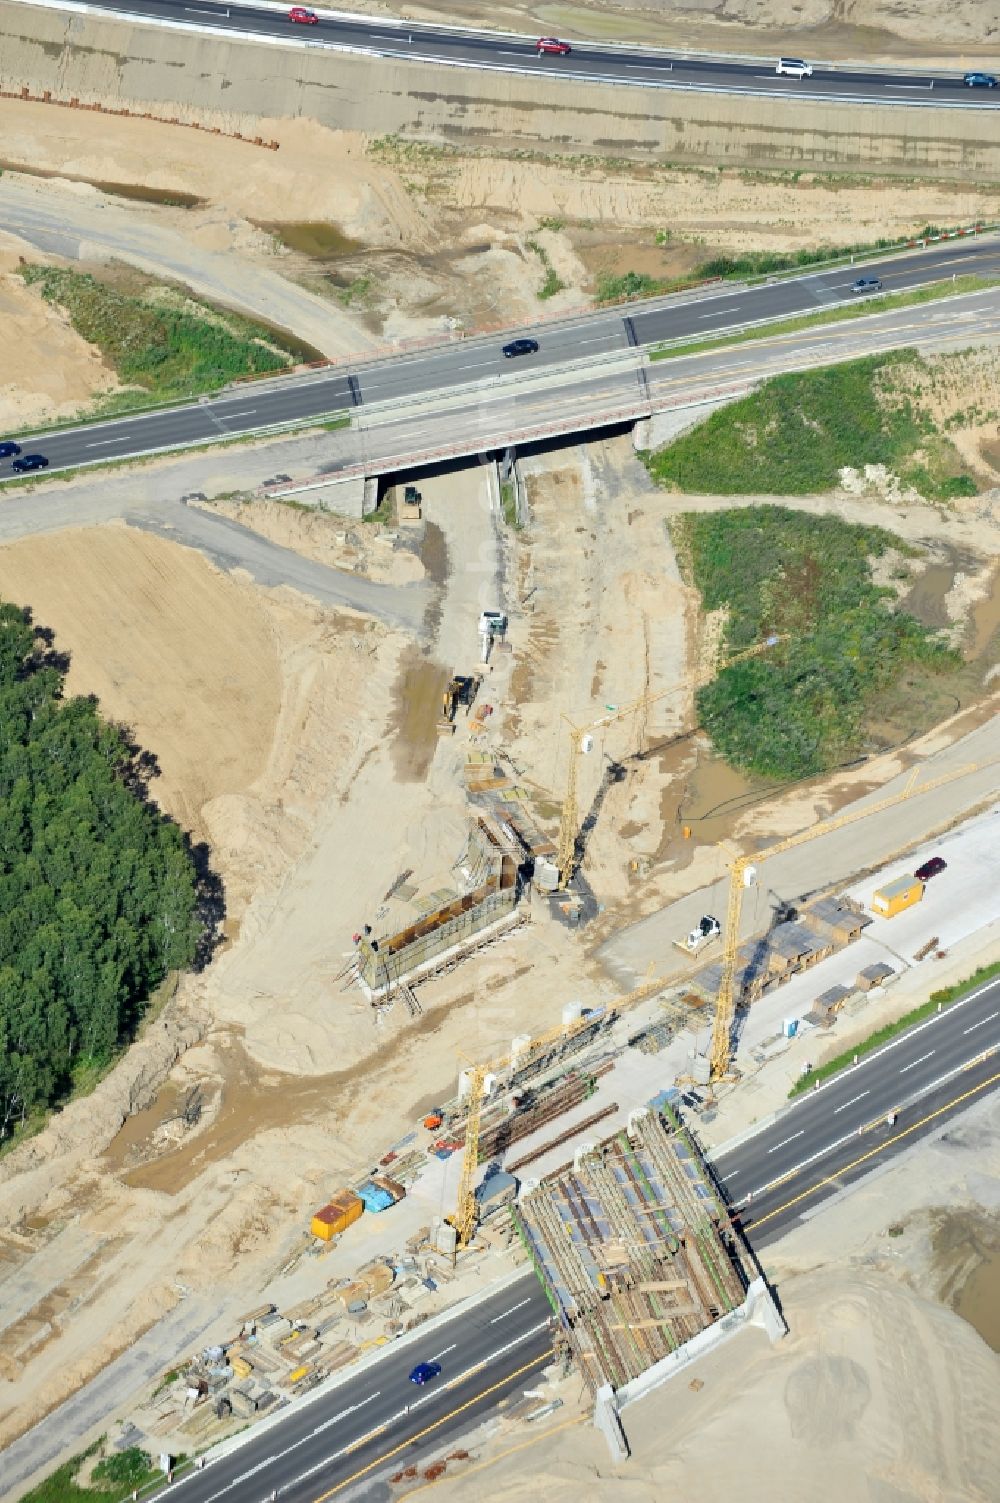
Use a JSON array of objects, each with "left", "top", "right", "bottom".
[{"left": 776, "top": 57, "right": 813, "bottom": 78}]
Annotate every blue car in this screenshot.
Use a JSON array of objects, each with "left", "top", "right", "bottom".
[
  {"left": 964, "top": 72, "right": 997, "bottom": 87},
  {"left": 11, "top": 454, "right": 49, "bottom": 473},
  {"left": 0, "top": 441, "right": 21, "bottom": 458},
  {"left": 408, "top": 1361, "right": 442, "bottom": 1386}
]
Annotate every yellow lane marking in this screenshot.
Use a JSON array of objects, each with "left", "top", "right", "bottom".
[
  {"left": 750, "top": 1067, "right": 1000, "bottom": 1231},
  {"left": 311, "top": 1350, "right": 553, "bottom": 1500},
  {"left": 397, "top": 1412, "right": 588, "bottom": 1499}
]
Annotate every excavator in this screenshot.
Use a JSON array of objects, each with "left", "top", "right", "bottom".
[{"left": 437, "top": 674, "right": 481, "bottom": 734}]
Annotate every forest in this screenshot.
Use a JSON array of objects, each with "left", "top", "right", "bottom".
[{"left": 0, "top": 602, "right": 206, "bottom": 1142}]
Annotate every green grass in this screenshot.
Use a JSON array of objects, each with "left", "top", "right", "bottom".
[
  {"left": 21, "top": 1443, "right": 161, "bottom": 1503},
  {"left": 644, "top": 350, "right": 977, "bottom": 502},
  {"left": 596, "top": 270, "right": 667, "bottom": 303},
  {"left": 790, "top": 959, "right": 1000, "bottom": 1096},
  {"left": 20, "top": 266, "right": 303, "bottom": 400},
  {"left": 649, "top": 275, "right": 999, "bottom": 363},
  {"left": 672, "top": 504, "right": 959, "bottom": 777},
  {"left": 336, "top": 276, "right": 372, "bottom": 308},
  {"left": 500, "top": 480, "right": 521, "bottom": 529},
  {"left": 693, "top": 227, "right": 949, "bottom": 281},
  {"left": 526, "top": 239, "right": 565, "bottom": 301}
]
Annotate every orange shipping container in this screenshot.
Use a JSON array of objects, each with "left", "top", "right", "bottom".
[{"left": 310, "top": 1190, "right": 364, "bottom": 1241}]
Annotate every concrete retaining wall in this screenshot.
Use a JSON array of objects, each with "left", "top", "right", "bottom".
[{"left": 2, "top": 1, "right": 1000, "bottom": 179}]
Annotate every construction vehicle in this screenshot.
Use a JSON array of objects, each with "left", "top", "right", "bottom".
[
  {"left": 437, "top": 674, "right": 481, "bottom": 734},
  {"left": 676, "top": 915, "right": 721, "bottom": 955},
  {"left": 706, "top": 760, "right": 984, "bottom": 1082},
  {"left": 556, "top": 635, "right": 785, "bottom": 889},
  {"left": 478, "top": 610, "right": 507, "bottom": 664}
]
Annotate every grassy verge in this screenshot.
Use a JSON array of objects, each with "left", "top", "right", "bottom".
[
  {"left": 671, "top": 504, "right": 959, "bottom": 777},
  {"left": 20, "top": 1442, "right": 163, "bottom": 1503},
  {"left": 500, "top": 479, "right": 521, "bottom": 529},
  {"left": 644, "top": 350, "right": 977, "bottom": 501},
  {"left": 649, "top": 275, "right": 999, "bottom": 363},
  {"left": 526, "top": 238, "right": 565, "bottom": 301},
  {"left": 20, "top": 265, "right": 307, "bottom": 401},
  {"left": 790, "top": 959, "right": 1000, "bottom": 1096}
]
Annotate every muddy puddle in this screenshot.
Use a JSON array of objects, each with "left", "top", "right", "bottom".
[
  {"left": 108, "top": 1013, "right": 458, "bottom": 1195},
  {"left": 100, "top": 1081, "right": 184, "bottom": 1173},
  {"left": 968, "top": 565, "right": 1000, "bottom": 659},
  {"left": 257, "top": 220, "right": 363, "bottom": 260},
  {"left": 957, "top": 1251, "right": 1000, "bottom": 1351},
  {"left": 0, "top": 160, "right": 203, "bottom": 207},
  {"left": 902, "top": 561, "right": 957, "bottom": 631},
  {"left": 388, "top": 646, "right": 449, "bottom": 783},
  {"left": 656, "top": 737, "right": 778, "bottom": 859}
]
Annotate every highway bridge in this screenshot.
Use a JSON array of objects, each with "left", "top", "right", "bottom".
[
  {"left": 48, "top": 0, "right": 1000, "bottom": 108},
  {"left": 4, "top": 236, "right": 999, "bottom": 483},
  {"left": 130, "top": 973, "right": 1000, "bottom": 1501}
]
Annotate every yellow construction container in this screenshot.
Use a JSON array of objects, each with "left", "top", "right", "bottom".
[
  {"left": 310, "top": 1190, "right": 364, "bottom": 1241},
  {"left": 288, "top": 1365, "right": 310, "bottom": 1385},
  {"left": 871, "top": 875, "right": 924, "bottom": 919},
  {"left": 230, "top": 1355, "right": 253, "bottom": 1379}
]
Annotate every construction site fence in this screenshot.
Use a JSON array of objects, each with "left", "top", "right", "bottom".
[{"left": 0, "top": 85, "right": 280, "bottom": 146}]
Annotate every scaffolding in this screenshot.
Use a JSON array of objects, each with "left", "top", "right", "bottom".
[
  {"left": 356, "top": 820, "right": 520, "bottom": 997},
  {"left": 516, "top": 1107, "right": 751, "bottom": 1393}
]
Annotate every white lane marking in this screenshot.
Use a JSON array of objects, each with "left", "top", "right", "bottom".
[
  {"left": 285, "top": 1319, "right": 553, "bottom": 1488},
  {"left": 311, "top": 1392, "right": 380, "bottom": 1434},
  {"left": 86, "top": 438, "right": 127, "bottom": 447},
  {"left": 217, "top": 408, "right": 256, "bottom": 418},
  {"left": 767, "top": 1130, "right": 804, "bottom": 1154},
  {"left": 833, "top": 1091, "right": 869, "bottom": 1115},
  {"left": 428, "top": 1343, "right": 457, "bottom": 1360},
  {"left": 899, "top": 1050, "right": 935, "bottom": 1074},
  {"left": 490, "top": 1297, "right": 532, "bottom": 1323},
  {"left": 964, "top": 1010, "right": 1000, "bottom": 1034}
]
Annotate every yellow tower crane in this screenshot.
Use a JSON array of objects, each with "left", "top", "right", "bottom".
[
  {"left": 555, "top": 635, "right": 785, "bottom": 888},
  {"left": 449, "top": 969, "right": 673, "bottom": 1246},
  {"left": 707, "top": 760, "right": 984, "bottom": 1081}
]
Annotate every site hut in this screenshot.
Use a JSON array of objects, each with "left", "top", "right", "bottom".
[{"left": 870, "top": 874, "right": 924, "bottom": 919}]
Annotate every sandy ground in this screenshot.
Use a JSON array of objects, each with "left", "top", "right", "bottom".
[
  {"left": 2, "top": 96, "right": 998, "bottom": 391},
  {"left": 0, "top": 244, "right": 118, "bottom": 429},
  {"left": 401, "top": 1090, "right": 1000, "bottom": 1503},
  {"left": 1, "top": 431, "right": 999, "bottom": 1474}
]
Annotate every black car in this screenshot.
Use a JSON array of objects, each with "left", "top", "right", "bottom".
[
  {"left": 964, "top": 72, "right": 998, "bottom": 88},
  {"left": 0, "top": 441, "right": 22, "bottom": 458},
  {"left": 851, "top": 276, "right": 883, "bottom": 294},
  {"left": 11, "top": 453, "right": 49, "bottom": 472},
  {"left": 914, "top": 856, "right": 947, "bottom": 881},
  {"left": 502, "top": 338, "right": 539, "bottom": 359}
]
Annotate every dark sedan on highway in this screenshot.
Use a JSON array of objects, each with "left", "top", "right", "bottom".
[
  {"left": 964, "top": 72, "right": 997, "bottom": 88},
  {"left": 0, "top": 440, "right": 22, "bottom": 458},
  {"left": 503, "top": 338, "right": 539, "bottom": 359},
  {"left": 11, "top": 453, "right": 49, "bottom": 472}
]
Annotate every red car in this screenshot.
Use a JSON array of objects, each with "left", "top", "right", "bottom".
[
  {"left": 536, "top": 37, "right": 571, "bottom": 55},
  {"left": 288, "top": 7, "right": 318, "bottom": 22}
]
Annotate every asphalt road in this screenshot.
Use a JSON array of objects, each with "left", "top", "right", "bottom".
[
  {"left": 166, "top": 1276, "right": 552, "bottom": 1503},
  {"left": 60, "top": 0, "right": 1000, "bottom": 107},
  {"left": 4, "top": 237, "right": 1000, "bottom": 482},
  {"left": 148, "top": 975, "right": 1000, "bottom": 1500},
  {"left": 711, "top": 972, "right": 1000, "bottom": 1246}
]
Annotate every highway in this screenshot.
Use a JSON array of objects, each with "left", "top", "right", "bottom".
[
  {"left": 54, "top": 0, "right": 1000, "bottom": 107},
  {"left": 714, "top": 972, "right": 1000, "bottom": 1245},
  {"left": 167, "top": 1277, "right": 553, "bottom": 1503},
  {"left": 5, "top": 236, "right": 999, "bottom": 481},
  {"left": 150, "top": 974, "right": 1000, "bottom": 1500}
]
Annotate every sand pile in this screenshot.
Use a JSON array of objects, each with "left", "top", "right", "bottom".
[
  {"left": 0, "top": 241, "right": 118, "bottom": 426},
  {"left": 420, "top": 1265, "right": 1000, "bottom": 1503}
]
